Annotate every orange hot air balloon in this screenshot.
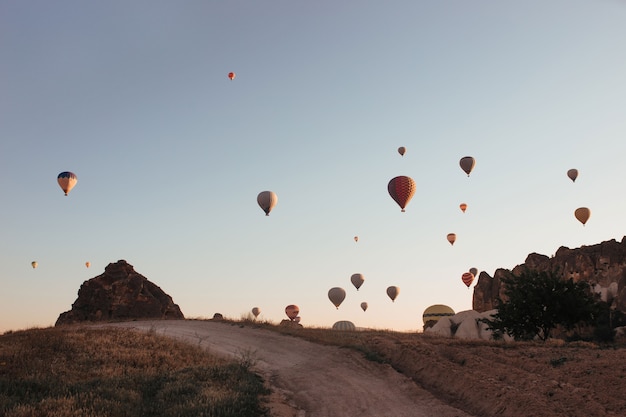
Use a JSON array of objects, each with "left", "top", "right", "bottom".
[
  {"left": 31, "top": 261, "right": 38, "bottom": 269},
  {"left": 360, "top": 302, "right": 368, "bottom": 312},
  {"left": 567, "top": 169, "right": 578, "bottom": 183},
  {"left": 459, "top": 156, "right": 475, "bottom": 177},
  {"left": 257, "top": 191, "right": 278, "bottom": 216},
  {"left": 398, "top": 146, "right": 406, "bottom": 156},
  {"left": 387, "top": 176, "right": 416, "bottom": 212},
  {"left": 228, "top": 72, "right": 235, "bottom": 80},
  {"left": 285, "top": 305, "right": 299, "bottom": 321},
  {"left": 461, "top": 272, "right": 475, "bottom": 288},
  {"left": 386, "top": 286, "right": 400, "bottom": 302},
  {"left": 574, "top": 207, "right": 591, "bottom": 226},
  {"left": 85, "top": 261, "right": 91, "bottom": 268},
  {"left": 350, "top": 273, "right": 365, "bottom": 290},
  {"left": 57, "top": 171, "right": 78, "bottom": 196},
  {"left": 447, "top": 233, "right": 456, "bottom": 245},
  {"left": 459, "top": 203, "right": 467, "bottom": 213}
]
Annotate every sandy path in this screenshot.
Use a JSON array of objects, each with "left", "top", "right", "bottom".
[{"left": 106, "top": 320, "right": 471, "bottom": 417}]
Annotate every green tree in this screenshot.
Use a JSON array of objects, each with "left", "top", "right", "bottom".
[{"left": 484, "top": 269, "right": 598, "bottom": 341}]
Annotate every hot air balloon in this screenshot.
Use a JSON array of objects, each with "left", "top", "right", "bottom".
[
  {"left": 460, "top": 203, "right": 467, "bottom": 213},
  {"left": 251, "top": 307, "right": 261, "bottom": 318},
  {"left": 567, "top": 169, "right": 578, "bottom": 183},
  {"left": 228, "top": 72, "right": 235, "bottom": 80},
  {"left": 422, "top": 304, "right": 455, "bottom": 326},
  {"left": 294, "top": 316, "right": 301, "bottom": 323},
  {"left": 332, "top": 320, "right": 356, "bottom": 331},
  {"left": 469, "top": 267, "right": 478, "bottom": 277},
  {"left": 285, "top": 305, "right": 299, "bottom": 321},
  {"left": 350, "top": 273, "right": 365, "bottom": 290},
  {"left": 257, "top": 191, "right": 278, "bottom": 216},
  {"left": 387, "top": 176, "right": 416, "bottom": 212},
  {"left": 575, "top": 207, "right": 591, "bottom": 226},
  {"left": 57, "top": 171, "right": 77, "bottom": 196},
  {"left": 461, "top": 272, "right": 475, "bottom": 288},
  {"left": 447, "top": 233, "right": 456, "bottom": 246},
  {"left": 328, "top": 287, "right": 346, "bottom": 309},
  {"left": 31, "top": 261, "right": 38, "bottom": 269},
  {"left": 85, "top": 262, "right": 91, "bottom": 268},
  {"left": 354, "top": 236, "right": 359, "bottom": 242},
  {"left": 459, "top": 156, "right": 475, "bottom": 177},
  {"left": 398, "top": 146, "right": 406, "bottom": 156},
  {"left": 360, "top": 302, "right": 368, "bottom": 312},
  {"left": 386, "top": 286, "right": 400, "bottom": 302}
]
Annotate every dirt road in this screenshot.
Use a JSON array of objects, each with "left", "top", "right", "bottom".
[{"left": 106, "top": 320, "right": 471, "bottom": 417}]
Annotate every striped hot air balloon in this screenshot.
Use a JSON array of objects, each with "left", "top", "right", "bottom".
[
  {"left": 387, "top": 176, "right": 416, "bottom": 212},
  {"left": 461, "top": 272, "right": 475, "bottom": 288},
  {"left": 332, "top": 321, "right": 356, "bottom": 331}
]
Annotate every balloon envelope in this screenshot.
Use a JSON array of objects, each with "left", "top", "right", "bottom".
[
  {"left": 423, "top": 304, "right": 455, "bottom": 325},
  {"left": 459, "top": 156, "right": 476, "bottom": 176},
  {"left": 350, "top": 273, "right": 365, "bottom": 290},
  {"left": 251, "top": 307, "right": 261, "bottom": 318},
  {"left": 567, "top": 169, "right": 578, "bottom": 182},
  {"left": 462, "top": 272, "right": 475, "bottom": 288},
  {"left": 57, "top": 171, "right": 77, "bottom": 196},
  {"left": 387, "top": 176, "right": 416, "bottom": 212},
  {"left": 328, "top": 287, "right": 346, "bottom": 309},
  {"left": 360, "top": 302, "right": 368, "bottom": 312},
  {"left": 398, "top": 146, "right": 406, "bottom": 156},
  {"left": 31, "top": 261, "right": 38, "bottom": 269},
  {"left": 460, "top": 203, "right": 467, "bottom": 213},
  {"left": 575, "top": 207, "right": 591, "bottom": 225},
  {"left": 354, "top": 236, "right": 358, "bottom": 242},
  {"left": 469, "top": 267, "right": 478, "bottom": 277},
  {"left": 257, "top": 191, "right": 278, "bottom": 216},
  {"left": 285, "top": 305, "right": 299, "bottom": 320},
  {"left": 386, "top": 286, "right": 400, "bottom": 302},
  {"left": 228, "top": 72, "right": 235, "bottom": 80},
  {"left": 85, "top": 262, "right": 91, "bottom": 268},
  {"left": 447, "top": 233, "right": 456, "bottom": 245},
  {"left": 332, "top": 321, "right": 356, "bottom": 331}
]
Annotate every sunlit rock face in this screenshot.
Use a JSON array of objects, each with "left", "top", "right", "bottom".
[
  {"left": 56, "top": 260, "right": 184, "bottom": 325},
  {"left": 473, "top": 237, "right": 626, "bottom": 313}
]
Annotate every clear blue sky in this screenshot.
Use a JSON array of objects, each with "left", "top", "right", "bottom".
[{"left": 2, "top": 0, "right": 626, "bottom": 332}]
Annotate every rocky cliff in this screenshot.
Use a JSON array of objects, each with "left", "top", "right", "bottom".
[
  {"left": 473, "top": 237, "right": 626, "bottom": 313},
  {"left": 56, "top": 260, "right": 184, "bottom": 325}
]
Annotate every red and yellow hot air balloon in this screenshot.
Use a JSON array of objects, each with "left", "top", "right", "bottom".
[
  {"left": 460, "top": 203, "right": 467, "bottom": 213},
  {"left": 459, "top": 156, "right": 475, "bottom": 177},
  {"left": 461, "top": 272, "right": 474, "bottom": 288},
  {"left": 388, "top": 176, "right": 416, "bottom": 212},
  {"left": 257, "top": 191, "right": 278, "bottom": 216},
  {"left": 285, "top": 305, "right": 299, "bottom": 321},
  {"left": 447, "top": 233, "right": 456, "bottom": 246},
  {"left": 228, "top": 72, "right": 235, "bottom": 80},
  {"left": 57, "top": 171, "right": 77, "bottom": 196}
]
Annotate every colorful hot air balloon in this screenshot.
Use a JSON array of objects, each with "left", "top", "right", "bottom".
[
  {"left": 332, "top": 320, "right": 356, "bottom": 331},
  {"left": 469, "top": 267, "right": 478, "bottom": 277},
  {"left": 328, "top": 287, "right": 346, "bottom": 309},
  {"left": 567, "top": 169, "right": 578, "bottom": 183},
  {"left": 422, "top": 304, "right": 455, "bottom": 326},
  {"left": 57, "top": 171, "right": 77, "bottom": 196},
  {"left": 360, "top": 302, "right": 368, "bottom": 312},
  {"left": 350, "top": 273, "right": 365, "bottom": 290},
  {"left": 386, "top": 286, "right": 400, "bottom": 302},
  {"left": 228, "top": 72, "right": 235, "bottom": 80},
  {"left": 460, "top": 203, "right": 467, "bottom": 213},
  {"left": 398, "top": 146, "right": 406, "bottom": 156},
  {"left": 447, "top": 233, "right": 456, "bottom": 245},
  {"left": 575, "top": 207, "right": 591, "bottom": 226},
  {"left": 85, "top": 261, "right": 91, "bottom": 268},
  {"left": 461, "top": 272, "right": 475, "bottom": 288},
  {"left": 257, "top": 191, "right": 278, "bottom": 216},
  {"left": 31, "top": 261, "right": 38, "bottom": 269},
  {"left": 285, "top": 305, "right": 299, "bottom": 321},
  {"left": 388, "top": 176, "right": 416, "bottom": 212},
  {"left": 251, "top": 307, "right": 261, "bottom": 318},
  {"left": 459, "top": 157, "right": 475, "bottom": 177}
]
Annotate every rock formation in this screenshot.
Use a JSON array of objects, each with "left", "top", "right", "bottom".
[
  {"left": 56, "top": 260, "right": 184, "bottom": 325},
  {"left": 473, "top": 237, "right": 626, "bottom": 313}
]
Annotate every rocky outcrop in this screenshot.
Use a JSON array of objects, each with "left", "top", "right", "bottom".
[
  {"left": 56, "top": 260, "right": 184, "bottom": 325},
  {"left": 473, "top": 237, "right": 626, "bottom": 313}
]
